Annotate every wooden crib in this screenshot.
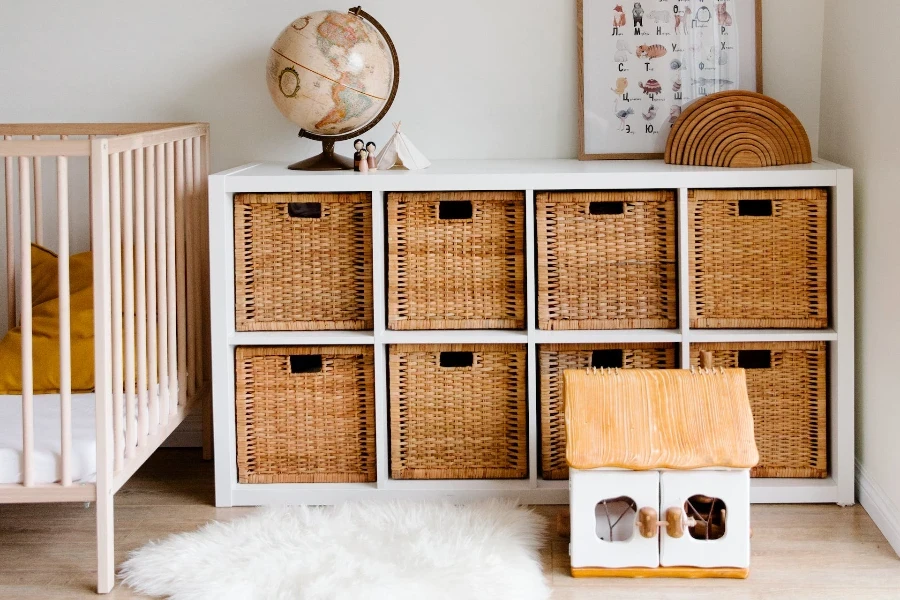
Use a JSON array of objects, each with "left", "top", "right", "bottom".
[{"left": 0, "top": 124, "right": 210, "bottom": 593}]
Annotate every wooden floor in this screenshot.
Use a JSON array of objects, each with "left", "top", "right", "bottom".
[{"left": 1, "top": 449, "right": 898, "bottom": 599}]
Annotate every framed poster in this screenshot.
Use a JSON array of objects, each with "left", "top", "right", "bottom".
[{"left": 578, "top": 0, "right": 763, "bottom": 160}]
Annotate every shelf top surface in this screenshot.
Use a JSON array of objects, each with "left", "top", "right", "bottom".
[{"left": 213, "top": 159, "right": 849, "bottom": 193}]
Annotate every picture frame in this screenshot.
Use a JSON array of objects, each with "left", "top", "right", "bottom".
[{"left": 578, "top": 0, "right": 763, "bottom": 160}]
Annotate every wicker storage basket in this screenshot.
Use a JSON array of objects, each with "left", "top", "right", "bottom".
[
  {"left": 387, "top": 191, "right": 525, "bottom": 330},
  {"left": 389, "top": 344, "right": 528, "bottom": 479},
  {"left": 235, "top": 346, "right": 376, "bottom": 483},
  {"left": 234, "top": 193, "right": 373, "bottom": 331},
  {"left": 536, "top": 190, "right": 677, "bottom": 330},
  {"left": 538, "top": 343, "right": 678, "bottom": 480},
  {"left": 689, "top": 188, "right": 828, "bottom": 328},
  {"left": 691, "top": 342, "right": 827, "bottom": 478}
]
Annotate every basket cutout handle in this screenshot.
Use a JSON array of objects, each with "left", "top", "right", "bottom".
[
  {"left": 738, "top": 199, "right": 773, "bottom": 217},
  {"left": 737, "top": 350, "right": 771, "bottom": 369},
  {"left": 438, "top": 200, "right": 473, "bottom": 220},
  {"left": 439, "top": 351, "right": 474, "bottom": 368},
  {"left": 589, "top": 201, "right": 625, "bottom": 216},
  {"left": 287, "top": 202, "right": 322, "bottom": 219},
  {"left": 591, "top": 349, "right": 624, "bottom": 369},
  {"left": 289, "top": 354, "right": 323, "bottom": 374}
]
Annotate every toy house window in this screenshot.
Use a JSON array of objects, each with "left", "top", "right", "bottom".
[
  {"left": 595, "top": 497, "right": 637, "bottom": 542},
  {"left": 685, "top": 495, "right": 727, "bottom": 541}
]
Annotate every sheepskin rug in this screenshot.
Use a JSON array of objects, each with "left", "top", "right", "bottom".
[{"left": 120, "top": 500, "right": 550, "bottom": 600}]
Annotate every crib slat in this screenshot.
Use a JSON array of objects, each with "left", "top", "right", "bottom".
[
  {"left": 145, "top": 147, "right": 159, "bottom": 435},
  {"left": 4, "top": 136, "right": 15, "bottom": 331},
  {"left": 122, "top": 151, "right": 137, "bottom": 458},
  {"left": 57, "top": 144, "right": 73, "bottom": 487},
  {"left": 134, "top": 148, "right": 149, "bottom": 445},
  {"left": 32, "top": 136, "right": 43, "bottom": 245},
  {"left": 191, "top": 138, "right": 201, "bottom": 388},
  {"left": 184, "top": 138, "right": 196, "bottom": 404},
  {"left": 88, "top": 135, "right": 95, "bottom": 250},
  {"left": 199, "top": 134, "right": 213, "bottom": 460},
  {"left": 190, "top": 137, "right": 204, "bottom": 391},
  {"left": 19, "top": 157, "right": 34, "bottom": 487},
  {"left": 167, "top": 142, "right": 179, "bottom": 415},
  {"left": 156, "top": 144, "right": 170, "bottom": 427},
  {"left": 109, "top": 153, "right": 125, "bottom": 473}
]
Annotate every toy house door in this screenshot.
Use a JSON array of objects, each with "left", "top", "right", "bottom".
[
  {"left": 569, "top": 470, "right": 659, "bottom": 569},
  {"left": 659, "top": 470, "right": 751, "bottom": 569}
]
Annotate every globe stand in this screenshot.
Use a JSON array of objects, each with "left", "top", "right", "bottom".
[{"left": 288, "top": 138, "right": 354, "bottom": 171}]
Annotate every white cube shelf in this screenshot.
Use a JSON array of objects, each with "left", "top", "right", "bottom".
[{"left": 209, "top": 159, "right": 854, "bottom": 508}]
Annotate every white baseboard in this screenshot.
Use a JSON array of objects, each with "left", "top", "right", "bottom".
[{"left": 856, "top": 460, "right": 900, "bottom": 557}]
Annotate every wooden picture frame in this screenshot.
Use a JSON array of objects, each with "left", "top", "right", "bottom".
[{"left": 578, "top": 0, "right": 763, "bottom": 160}]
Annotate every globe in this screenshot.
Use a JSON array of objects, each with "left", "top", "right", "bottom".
[{"left": 266, "top": 7, "right": 399, "bottom": 170}]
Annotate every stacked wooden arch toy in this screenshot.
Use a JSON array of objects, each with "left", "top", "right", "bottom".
[{"left": 665, "top": 91, "right": 812, "bottom": 168}]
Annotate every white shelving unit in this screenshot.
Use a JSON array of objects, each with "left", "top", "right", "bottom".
[{"left": 209, "top": 159, "right": 854, "bottom": 507}]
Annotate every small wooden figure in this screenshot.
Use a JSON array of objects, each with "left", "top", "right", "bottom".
[
  {"left": 564, "top": 359, "right": 759, "bottom": 579},
  {"left": 366, "top": 142, "right": 378, "bottom": 171},
  {"left": 358, "top": 149, "right": 369, "bottom": 173},
  {"left": 353, "top": 139, "right": 365, "bottom": 172}
]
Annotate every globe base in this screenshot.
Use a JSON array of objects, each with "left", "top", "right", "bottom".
[{"left": 288, "top": 140, "right": 354, "bottom": 171}]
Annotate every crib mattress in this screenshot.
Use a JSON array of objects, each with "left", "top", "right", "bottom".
[{"left": 0, "top": 393, "right": 97, "bottom": 484}]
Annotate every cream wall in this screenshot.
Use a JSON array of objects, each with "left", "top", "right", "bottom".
[
  {"left": 0, "top": 0, "right": 822, "bottom": 171},
  {"left": 819, "top": 0, "right": 900, "bottom": 552}
]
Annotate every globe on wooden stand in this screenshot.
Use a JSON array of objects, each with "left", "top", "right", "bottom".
[{"left": 266, "top": 6, "right": 400, "bottom": 171}]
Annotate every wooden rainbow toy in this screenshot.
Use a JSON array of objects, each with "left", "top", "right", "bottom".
[{"left": 664, "top": 91, "right": 812, "bottom": 168}]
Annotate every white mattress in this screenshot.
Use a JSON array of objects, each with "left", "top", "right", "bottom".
[{"left": 0, "top": 393, "right": 97, "bottom": 484}]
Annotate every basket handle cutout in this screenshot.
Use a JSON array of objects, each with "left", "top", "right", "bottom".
[
  {"left": 290, "top": 354, "right": 323, "bottom": 374},
  {"left": 440, "top": 351, "right": 474, "bottom": 368},
  {"left": 287, "top": 202, "right": 322, "bottom": 219},
  {"left": 589, "top": 201, "right": 624, "bottom": 216},
  {"left": 738, "top": 200, "right": 773, "bottom": 217},
  {"left": 592, "top": 349, "right": 624, "bottom": 369},
  {"left": 438, "top": 200, "right": 473, "bottom": 220},
  {"left": 737, "top": 350, "right": 771, "bottom": 369}
]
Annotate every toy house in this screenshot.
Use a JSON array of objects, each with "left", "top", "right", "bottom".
[{"left": 565, "top": 365, "right": 760, "bottom": 578}]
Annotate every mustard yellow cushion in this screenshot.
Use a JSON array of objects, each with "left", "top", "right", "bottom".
[
  {"left": 29, "top": 244, "right": 93, "bottom": 307},
  {"left": 0, "top": 247, "right": 94, "bottom": 394}
]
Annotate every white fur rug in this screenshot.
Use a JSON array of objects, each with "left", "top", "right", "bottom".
[{"left": 120, "top": 500, "right": 550, "bottom": 600}]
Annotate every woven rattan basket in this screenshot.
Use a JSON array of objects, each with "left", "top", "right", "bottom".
[
  {"left": 536, "top": 190, "right": 677, "bottom": 330},
  {"left": 538, "top": 343, "right": 678, "bottom": 480},
  {"left": 235, "top": 346, "right": 376, "bottom": 483},
  {"left": 234, "top": 193, "right": 373, "bottom": 331},
  {"left": 689, "top": 188, "right": 828, "bottom": 329},
  {"left": 389, "top": 344, "right": 528, "bottom": 479},
  {"left": 387, "top": 191, "right": 525, "bottom": 330},
  {"left": 691, "top": 342, "right": 827, "bottom": 478}
]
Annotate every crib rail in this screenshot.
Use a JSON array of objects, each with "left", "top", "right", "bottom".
[{"left": 0, "top": 124, "right": 210, "bottom": 495}]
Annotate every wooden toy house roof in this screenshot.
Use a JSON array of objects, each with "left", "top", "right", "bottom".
[{"left": 564, "top": 368, "right": 760, "bottom": 471}]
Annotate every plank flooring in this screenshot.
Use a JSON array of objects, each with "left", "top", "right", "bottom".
[{"left": 0, "top": 449, "right": 898, "bottom": 598}]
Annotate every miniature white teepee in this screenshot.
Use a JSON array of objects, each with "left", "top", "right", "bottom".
[{"left": 375, "top": 122, "right": 431, "bottom": 170}]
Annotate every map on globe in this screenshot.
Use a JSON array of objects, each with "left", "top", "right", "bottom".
[{"left": 267, "top": 10, "right": 395, "bottom": 136}]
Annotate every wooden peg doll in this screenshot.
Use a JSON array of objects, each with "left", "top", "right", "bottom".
[
  {"left": 353, "top": 139, "right": 365, "bottom": 172},
  {"left": 359, "top": 148, "right": 369, "bottom": 173},
  {"left": 366, "top": 142, "right": 378, "bottom": 171}
]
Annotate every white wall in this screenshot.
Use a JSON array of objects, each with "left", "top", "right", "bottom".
[
  {"left": 819, "top": 0, "right": 900, "bottom": 552},
  {"left": 0, "top": 0, "right": 822, "bottom": 172},
  {"left": 0, "top": 0, "right": 826, "bottom": 446}
]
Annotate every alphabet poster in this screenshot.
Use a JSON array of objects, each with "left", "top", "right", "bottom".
[{"left": 579, "top": 0, "right": 761, "bottom": 159}]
